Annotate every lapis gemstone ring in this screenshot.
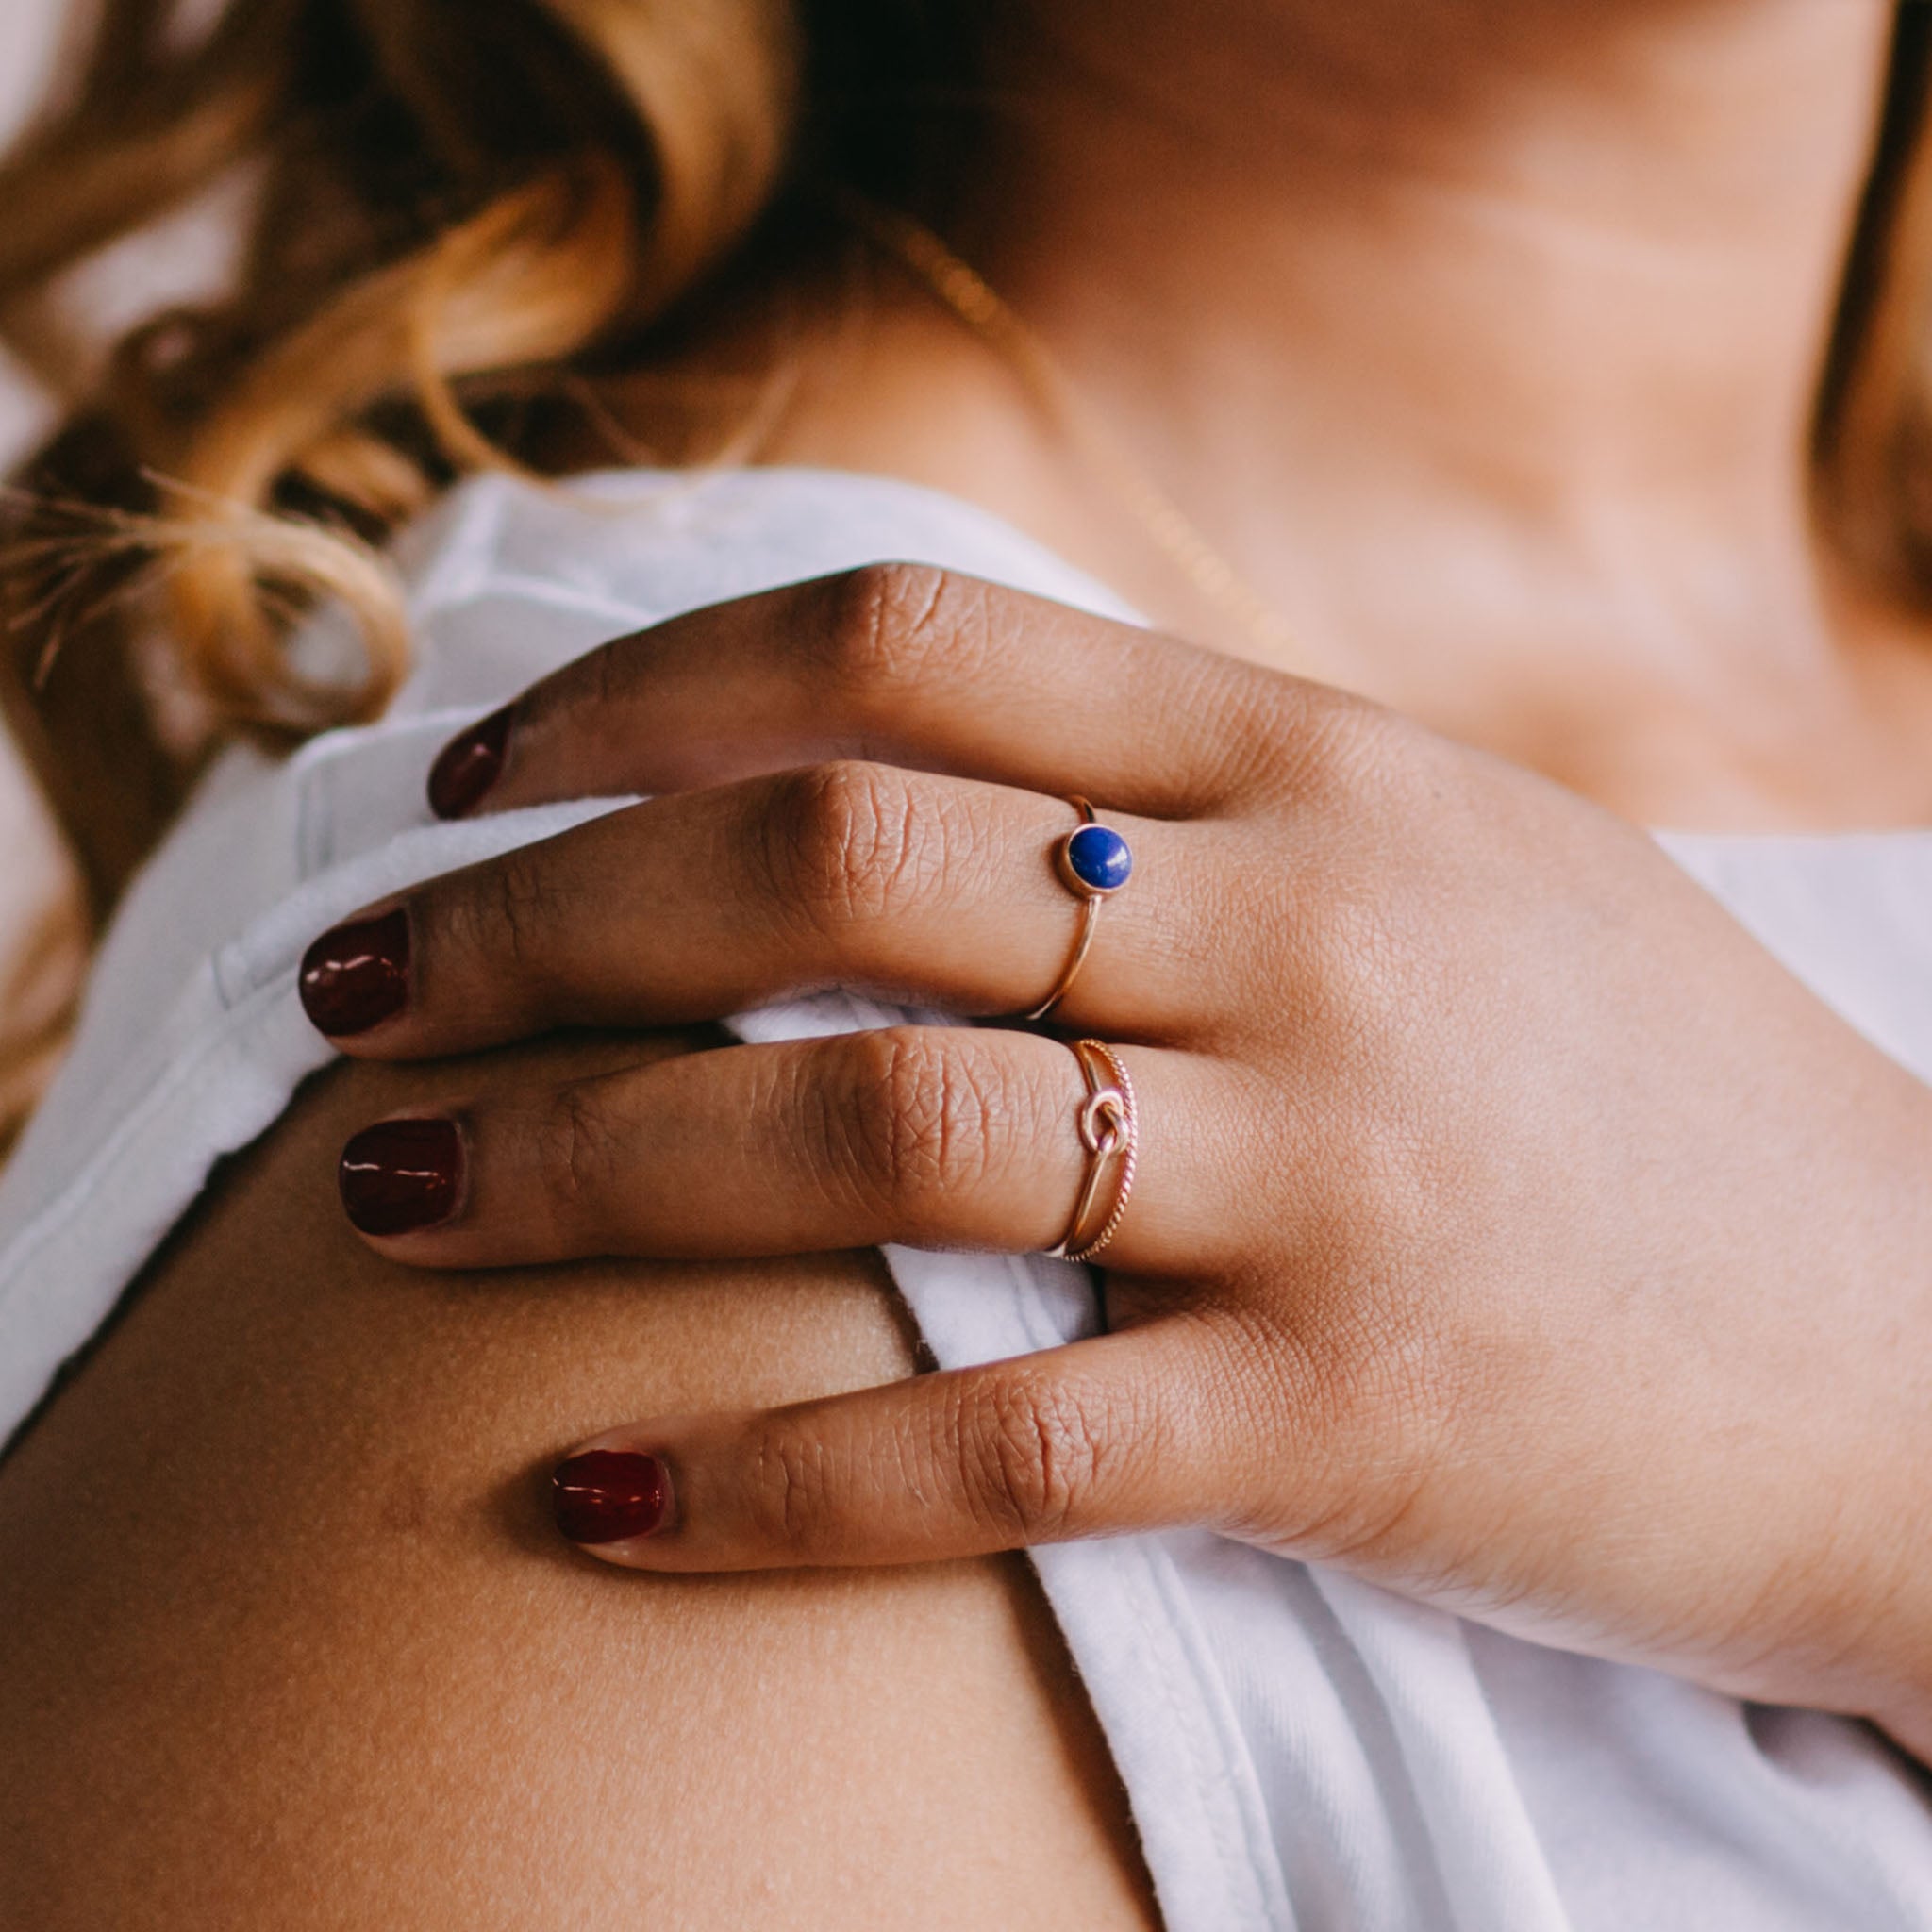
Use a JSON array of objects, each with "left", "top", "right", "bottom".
[{"left": 1025, "top": 796, "right": 1134, "bottom": 1021}]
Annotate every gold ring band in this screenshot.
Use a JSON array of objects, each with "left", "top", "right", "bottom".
[
  {"left": 1043, "top": 1039, "right": 1139, "bottom": 1263},
  {"left": 1025, "top": 797, "right": 1131, "bottom": 1023}
]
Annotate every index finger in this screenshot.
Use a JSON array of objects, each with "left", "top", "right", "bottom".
[{"left": 428, "top": 565, "right": 1319, "bottom": 823}]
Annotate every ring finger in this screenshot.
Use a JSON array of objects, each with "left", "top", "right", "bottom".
[
  {"left": 301, "top": 761, "right": 1240, "bottom": 1058},
  {"left": 334, "top": 1026, "right": 1252, "bottom": 1278}
]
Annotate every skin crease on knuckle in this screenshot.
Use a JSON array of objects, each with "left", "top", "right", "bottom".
[
  {"left": 818, "top": 1026, "right": 1002, "bottom": 1234},
  {"left": 770, "top": 759, "right": 931, "bottom": 942},
  {"left": 975, "top": 1373, "right": 1118, "bottom": 1543},
  {"left": 0, "top": 1037, "right": 1158, "bottom": 1931},
  {"left": 815, "top": 562, "right": 962, "bottom": 704}
]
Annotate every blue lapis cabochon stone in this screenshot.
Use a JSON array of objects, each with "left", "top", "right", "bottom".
[{"left": 1065, "top": 822, "right": 1134, "bottom": 893}]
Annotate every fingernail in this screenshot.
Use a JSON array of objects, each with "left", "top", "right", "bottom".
[
  {"left": 552, "top": 1449, "right": 672, "bottom": 1544},
  {"left": 339, "top": 1117, "right": 463, "bottom": 1236},
  {"left": 300, "top": 908, "right": 410, "bottom": 1036},
  {"left": 428, "top": 706, "right": 512, "bottom": 819}
]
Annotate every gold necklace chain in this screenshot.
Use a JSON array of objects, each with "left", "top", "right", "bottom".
[{"left": 843, "top": 198, "right": 1305, "bottom": 667}]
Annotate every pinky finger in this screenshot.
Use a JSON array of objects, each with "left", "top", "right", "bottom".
[{"left": 550, "top": 1320, "right": 1246, "bottom": 1572}]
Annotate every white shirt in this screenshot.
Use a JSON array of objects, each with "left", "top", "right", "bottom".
[{"left": 4, "top": 465, "right": 1931, "bottom": 1931}]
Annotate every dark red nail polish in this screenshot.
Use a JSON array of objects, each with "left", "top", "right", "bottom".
[
  {"left": 552, "top": 1450, "right": 672, "bottom": 1544},
  {"left": 300, "top": 908, "right": 410, "bottom": 1037},
  {"left": 428, "top": 706, "right": 512, "bottom": 819},
  {"left": 339, "top": 1118, "right": 463, "bottom": 1236}
]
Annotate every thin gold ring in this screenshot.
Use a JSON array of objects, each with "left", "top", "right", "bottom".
[
  {"left": 1043, "top": 1039, "right": 1139, "bottom": 1264},
  {"left": 1025, "top": 797, "right": 1134, "bottom": 1023}
]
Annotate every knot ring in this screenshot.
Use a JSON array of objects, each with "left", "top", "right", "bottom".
[{"left": 1043, "top": 1039, "right": 1139, "bottom": 1264}]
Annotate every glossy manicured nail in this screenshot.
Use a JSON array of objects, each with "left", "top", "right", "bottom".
[
  {"left": 300, "top": 908, "right": 410, "bottom": 1036},
  {"left": 552, "top": 1450, "right": 672, "bottom": 1544},
  {"left": 428, "top": 706, "right": 512, "bottom": 819},
  {"left": 339, "top": 1118, "right": 463, "bottom": 1236}
]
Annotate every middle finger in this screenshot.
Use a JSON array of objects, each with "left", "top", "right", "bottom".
[{"left": 300, "top": 762, "right": 1238, "bottom": 1057}]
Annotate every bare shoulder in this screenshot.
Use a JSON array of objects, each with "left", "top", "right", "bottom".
[{"left": 0, "top": 1033, "right": 1158, "bottom": 1931}]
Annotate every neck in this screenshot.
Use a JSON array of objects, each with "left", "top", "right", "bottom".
[
  {"left": 975, "top": 1, "right": 1883, "bottom": 478},
  {"left": 905, "top": 0, "right": 1902, "bottom": 818},
  {"left": 740, "top": 1, "right": 1932, "bottom": 824}
]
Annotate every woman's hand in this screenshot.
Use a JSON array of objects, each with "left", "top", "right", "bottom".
[{"left": 300, "top": 565, "right": 1932, "bottom": 1750}]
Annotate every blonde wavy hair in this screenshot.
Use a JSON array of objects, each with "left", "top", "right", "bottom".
[
  {"left": 1, "top": 0, "right": 1931, "bottom": 1155},
  {"left": 0, "top": 0, "right": 975, "bottom": 1153}
]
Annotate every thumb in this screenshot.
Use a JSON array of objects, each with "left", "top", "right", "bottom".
[{"left": 548, "top": 1323, "right": 1226, "bottom": 1572}]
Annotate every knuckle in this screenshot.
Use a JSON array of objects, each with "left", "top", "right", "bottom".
[
  {"left": 762, "top": 759, "right": 927, "bottom": 935},
  {"left": 1265, "top": 695, "right": 1354, "bottom": 803},
  {"left": 823, "top": 1026, "right": 1001, "bottom": 1220},
  {"left": 1214, "top": 674, "right": 1405, "bottom": 812},
  {"left": 1238, "top": 776, "right": 1442, "bottom": 1057},
  {"left": 1301, "top": 701, "right": 1427, "bottom": 813},
  {"left": 1284, "top": 1358, "right": 1451, "bottom": 1565},
  {"left": 955, "top": 1372, "right": 1114, "bottom": 1541},
  {"left": 470, "top": 842, "right": 565, "bottom": 982},
  {"left": 1286, "top": 870, "right": 1457, "bottom": 1139},
  {"left": 1307, "top": 873, "right": 1419, "bottom": 1034},
  {"left": 534, "top": 1078, "right": 624, "bottom": 1225},
  {"left": 1191, "top": 661, "right": 1311, "bottom": 802},
  {"left": 809, "top": 561, "right": 976, "bottom": 697},
  {"left": 1221, "top": 1239, "right": 1467, "bottom": 1555},
  {"left": 744, "top": 1421, "right": 835, "bottom": 1550}
]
